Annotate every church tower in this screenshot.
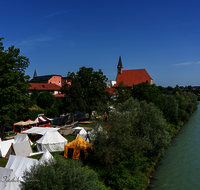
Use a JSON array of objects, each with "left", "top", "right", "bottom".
[
  {"left": 33, "top": 69, "right": 37, "bottom": 78},
  {"left": 117, "top": 55, "right": 123, "bottom": 74}
]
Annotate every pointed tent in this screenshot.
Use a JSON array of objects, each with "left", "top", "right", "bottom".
[
  {"left": 5, "top": 155, "right": 38, "bottom": 181},
  {"left": 39, "top": 149, "right": 55, "bottom": 164},
  {"left": 0, "top": 139, "right": 15, "bottom": 158},
  {"left": 5, "top": 141, "right": 33, "bottom": 159},
  {"left": 14, "top": 133, "right": 33, "bottom": 145},
  {"left": 0, "top": 167, "right": 20, "bottom": 190},
  {"left": 64, "top": 136, "right": 93, "bottom": 159},
  {"left": 36, "top": 131, "right": 68, "bottom": 152}
]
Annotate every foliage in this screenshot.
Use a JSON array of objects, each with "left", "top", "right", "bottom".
[
  {"left": 131, "top": 82, "right": 162, "bottom": 103},
  {"left": 155, "top": 94, "right": 179, "bottom": 124},
  {"left": 93, "top": 98, "right": 170, "bottom": 165},
  {"left": 30, "top": 88, "right": 39, "bottom": 106},
  {"left": 0, "top": 38, "right": 30, "bottom": 139},
  {"left": 62, "top": 67, "right": 109, "bottom": 119},
  {"left": 113, "top": 81, "right": 131, "bottom": 104},
  {"left": 61, "top": 73, "right": 86, "bottom": 118},
  {"left": 20, "top": 158, "right": 106, "bottom": 190},
  {"left": 44, "top": 107, "right": 59, "bottom": 118},
  {"left": 36, "top": 91, "right": 55, "bottom": 109}
]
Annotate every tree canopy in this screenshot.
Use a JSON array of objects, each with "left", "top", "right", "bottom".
[
  {"left": 62, "top": 67, "right": 110, "bottom": 119},
  {"left": 0, "top": 38, "right": 30, "bottom": 139}
]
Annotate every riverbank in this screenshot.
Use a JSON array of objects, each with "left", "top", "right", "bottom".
[{"left": 145, "top": 109, "right": 198, "bottom": 189}]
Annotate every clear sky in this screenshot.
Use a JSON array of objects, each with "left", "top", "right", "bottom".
[{"left": 2, "top": 0, "right": 200, "bottom": 87}]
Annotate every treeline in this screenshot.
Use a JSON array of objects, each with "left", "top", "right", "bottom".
[{"left": 85, "top": 82, "right": 198, "bottom": 190}]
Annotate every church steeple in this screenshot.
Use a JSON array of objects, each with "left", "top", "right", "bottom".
[
  {"left": 117, "top": 55, "right": 123, "bottom": 74},
  {"left": 33, "top": 69, "right": 37, "bottom": 78}
]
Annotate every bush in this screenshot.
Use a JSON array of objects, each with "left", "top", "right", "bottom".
[{"left": 20, "top": 158, "right": 106, "bottom": 190}]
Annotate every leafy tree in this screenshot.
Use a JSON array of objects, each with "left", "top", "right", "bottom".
[
  {"left": 131, "top": 82, "right": 162, "bottom": 104},
  {"left": 61, "top": 73, "right": 86, "bottom": 121},
  {"left": 20, "top": 158, "right": 106, "bottom": 190},
  {"left": 94, "top": 98, "right": 170, "bottom": 164},
  {"left": 113, "top": 81, "right": 131, "bottom": 104},
  {"left": 30, "top": 88, "right": 39, "bottom": 106},
  {"left": 36, "top": 91, "right": 55, "bottom": 110},
  {"left": 155, "top": 94, "right": 179, "bottom": 124},
  {"left": 62, "top": 67, "right": 109, "bottom": 119},
  {"left": 0, "top": 38, "right": 30, "bottom": 139}
]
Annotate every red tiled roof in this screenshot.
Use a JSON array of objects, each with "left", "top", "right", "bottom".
[
  {"left": 115, "top": 69, "right": 152, "bottom": 87},
  {"left": 29, "top": 83, "right": 61, "bottom": 90},
  {"left": 54, "top": 94, "right": 65, "bottom": 98},
  {"left": 105, "top": 88, "right": 116, "bottom": 95}
]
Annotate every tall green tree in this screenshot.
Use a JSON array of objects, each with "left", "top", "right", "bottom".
[
  {"left": 0, "top": 38, "right": 30, "bottom": 139},
  {"left": 61, "top": 73, "right": 86, "bottom": 121},
  {"left": 62, "top": 67, "right": 109, "bottom": 119},
  {"left": 36, "top": 91, "right": 55, "bottom": 110}
]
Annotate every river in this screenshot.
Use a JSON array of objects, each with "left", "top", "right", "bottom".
[{"left": 149, "top": 103, "right": 200, "bottom": 190}]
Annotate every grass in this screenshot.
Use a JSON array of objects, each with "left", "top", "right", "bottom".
[{"left": 0, "top": 158, "right": 8, "bottom": 167}]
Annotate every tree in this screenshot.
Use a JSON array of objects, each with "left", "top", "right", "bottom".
[
  {"left": 62, "top": 67, "right": 109, "bottom": 119},
  {"left": 61, "top": 73, "right": 86, "bottom": 122},
  {"left": 94, "top": 98, "right": 170, "bottom": 164},
  {"left": 0, "top": 38, "right": 30, "bottom": 140},
  {"left": 20, "top": 158, "right": 106, "bottom": 190},
  {"left": 113, "top": 81, "right": 131, "bottom": 104},
  {"left": 36, "top": 91, "right": 55, "bottom": 110}
]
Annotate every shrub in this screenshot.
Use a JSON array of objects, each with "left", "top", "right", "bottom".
[{"left": 20, "top": 158, "right": 106, "bottom": 190}]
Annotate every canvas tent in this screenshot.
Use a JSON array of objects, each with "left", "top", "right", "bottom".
[
  {"left": 23, "top": 127, "right": 59, "bottom": 135},
  {"left": 0, "top": 167, "right": 20, "bottom": 190},
  {"left": 39, "top": 149, "right": 55, "bottom": 164},
  {"left": 72, "top": 127, "right": 88, "bottom": 140},
  {"left": 64, "top": 136, "right": 93, "bottom": 159},
  {"left": 36, "top": 131, "right": 68, "bottom": 152},
  {"left": 5, "top": 155, "right": 38, "bottom": 181},
  {"left": 0, "top": 139, "right": 14, "bottom": 158},
  {"left": 14, "top": 133, "right": 33, "bottom": 145},
  {"left": 5, "top": 141, "right": 33, "bottom": 159},
  {"left": 34, "top": 115, "right": 52, "bottom": 123}
]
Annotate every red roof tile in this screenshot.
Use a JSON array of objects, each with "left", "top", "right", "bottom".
[
  {"left": 54, "top": 94, "right": 65, "bottom": 98},
  {"left": 115, "top": 69, "right": 152, "bottom": 87},
  {"left": 105, "top": 88, "right": 116, "bottom": 95},
  {"left": 29, "top": 83, "right": 61, "bottom": 90}
]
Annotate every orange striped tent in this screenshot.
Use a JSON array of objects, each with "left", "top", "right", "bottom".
[{"left": 64, "top": 136, "right": 93, "bottom": 159}]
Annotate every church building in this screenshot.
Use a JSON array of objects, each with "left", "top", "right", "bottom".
[{"left": 115, "top": 56, "right": 153, "bottom": 87}]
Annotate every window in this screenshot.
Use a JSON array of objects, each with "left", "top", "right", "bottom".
[
  {"left": 50, "top": 81, "right": 52, "bottom": 84},
  {"left": 59, "top": 81, "right": 61, "bottom": 84},
  {"left": 54, "top": 81, "right": 56, "bottom": 83}
]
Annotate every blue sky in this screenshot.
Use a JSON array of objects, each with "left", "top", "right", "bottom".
[{"left": 2, "top": 0, "right": 200, "bottom": 87}]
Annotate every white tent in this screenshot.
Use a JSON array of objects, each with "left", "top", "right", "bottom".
[
  {"left": 74, "top": 127, "right": 88, "bottom": 140},
  {"left": 0, "top": 167, "right": 20, "bottom": 190},
  {"left": 5, "top": 141, "right": 33, "bottom": 159},
  {"left": 5, "top": 155, "right": 38, "bottom": 181},
  {"left": 39, "top": 149, "right": 55, "bottom": 164},
  {"left": 36, "top": 131, "right": 68, "bottom": 152},
  {"left": 0, "top": 139, "right": 14, "bottom": 158},
  {"left": 14, "top": 133, "right": 33, "bottom": 145},
  {"left": 23, "top": 127, "right": 60, "bottom": 135}
]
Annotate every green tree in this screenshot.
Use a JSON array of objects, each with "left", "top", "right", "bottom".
[
  {"left": 0, "top": 38, "right": 30, "bottom": 139},
  {"left": 94, "top": 98, "right": 170, "bottom": 164},
  {"left": 131, "top": 82, "right": 162, "bottom": 104},
  {"left": 36, "top": 91, "right": 55, "bottom": 110},
  {"left": 114, "top": 81, "right": 131, "bottom": 104},
  {"left": 61, "top": 73, "right": 86, "bottom": 122},
  {"left": 62, "top": 67, "right": 109, "bottom": 119},
  {"left": 20, "top": 158, "right": 106, "bottom": 190}
]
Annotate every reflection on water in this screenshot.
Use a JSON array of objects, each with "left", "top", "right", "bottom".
[{"left": 149, "top": 103, "right": 200, "bottom": 190}]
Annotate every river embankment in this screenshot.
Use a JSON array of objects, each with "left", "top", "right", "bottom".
[{"left": 147, "top": 102, "right": 200, "bottom": 189}]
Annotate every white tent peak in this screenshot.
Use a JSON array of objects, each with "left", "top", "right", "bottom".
[{"left": 39, "top": 149, "right": 55, "bottom": 164}]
